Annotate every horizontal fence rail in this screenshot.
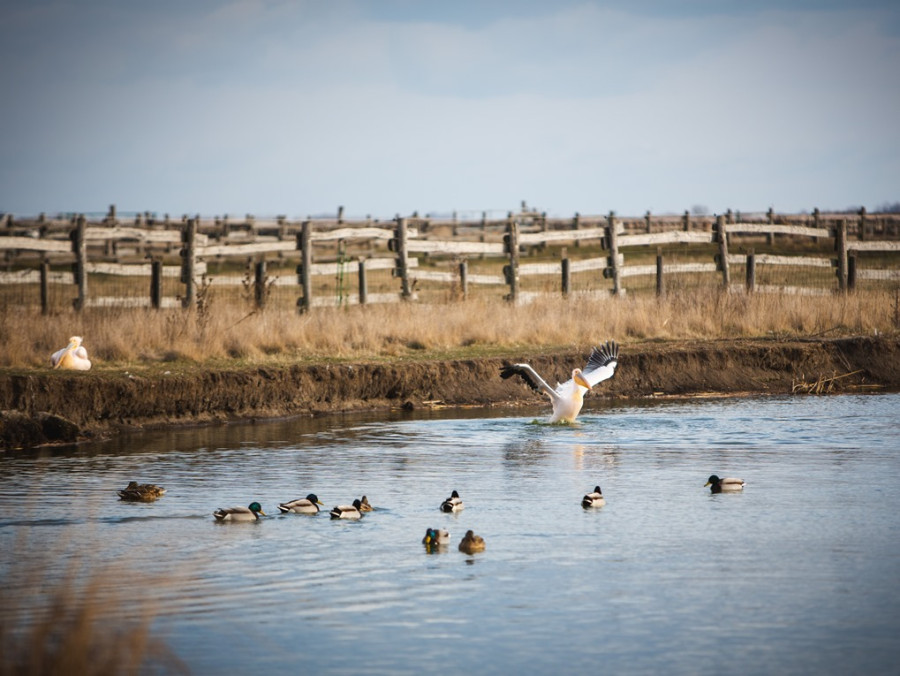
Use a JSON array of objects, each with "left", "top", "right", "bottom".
[{"left": 2, "top": 206, "right": 899, "bottom": 312}]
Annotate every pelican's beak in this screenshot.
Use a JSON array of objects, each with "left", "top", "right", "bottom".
[{"left": 574, "top": 371, "right": 591, "bottom": 389}]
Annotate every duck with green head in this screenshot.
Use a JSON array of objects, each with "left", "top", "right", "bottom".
[
  {"left": 422, "top": 528, "right": 450, "bottom": 549},
  {"left": 278, "top": 493, "right": 324, "bottom": 514},
  {"left": 705, "top": 475, "right": 745, "bottom": 493},
  {"left": 330, "top": 499, "right": 363, "bottom": 519},
  {"left": 581, "top": 485, "right": 605, "bottom": 508},
  {"left": 214, "top": 502, "right": 267, "bottom": 522},
  {"left": 440, "top": 490, "right": 464, "bottom": 513}
]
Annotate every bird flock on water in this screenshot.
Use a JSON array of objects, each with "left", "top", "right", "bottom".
[{"left": 102, "top": 338, "right": 746, "bottom": 553}]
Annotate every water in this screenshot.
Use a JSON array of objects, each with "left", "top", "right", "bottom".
[{"left": 2, "top": 394, "right": 900, "bottom": 675}]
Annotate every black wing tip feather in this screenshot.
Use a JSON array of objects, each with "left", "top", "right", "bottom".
[
  {"left": 586, "top": 340, "right": 619, "bottom": 370},
  {"left": 499, "top": 364, "right": 542, "bottom": 393},
  {"left": 499, "top": 364, "right": 518, "bottom": 380}
]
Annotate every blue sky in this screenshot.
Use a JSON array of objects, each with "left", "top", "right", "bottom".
[{"left": 1, "top": 0, "right": 898, "bottom": 220}]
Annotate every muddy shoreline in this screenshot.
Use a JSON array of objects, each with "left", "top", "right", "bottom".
[{"left": 2, "top": 335, "right": 898, "bottom": 449}]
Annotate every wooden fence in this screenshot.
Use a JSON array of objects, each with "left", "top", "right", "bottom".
[{"left": 2, "top": 206, "right": 899, "bottom": 312}]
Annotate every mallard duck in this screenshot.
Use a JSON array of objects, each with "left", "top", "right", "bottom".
[
  {"left": 440, "top": 490, "right": 464, "bottom": 513},
  {"left": 422, "top": 528, "right": 450, "bottom": 547},
  {"left": 500, "top": 341, "right": 618, "bottom": 423},
  {"left": 277, "top": 493, "right": 324, "bottom": 514},
  {"left": 330, "top": 499, "right": 363, "bottom": 519},
  {"left": 581, "top": 485, "right": 605, "bottom": 508},
  {"left": 458, "top": 529, "right": 485, "bottom": 554},
  {"left": 50, "top": 336, "right": 92, "bottom": 371},
  {"left": 118, "top": 481, "right": 166, "bottom": 502},
  {"left": 358, "top": 495, "right": 374, "bottom": 512},
  {"left": 705, "top": 475, "right": 745, "bottom": 493},
  {"left": 213, "top": 502, "right": 267, "bottom": 522}
]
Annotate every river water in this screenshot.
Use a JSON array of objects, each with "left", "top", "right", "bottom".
[{"left": 2, "top": 394, "right": 899, "bottom": 675}]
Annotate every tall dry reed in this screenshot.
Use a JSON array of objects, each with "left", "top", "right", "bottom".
[
  {"left": 0, "top": 527, "right": 185, "bottom": 676},
  {"left": 1, "top": 288, "right": 896, "bottom": 369}
]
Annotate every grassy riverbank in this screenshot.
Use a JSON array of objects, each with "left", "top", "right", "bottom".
[
  {"left": 2, "top": 289, "right": 899, "bottom": 448},
  {"left": 2, "top": 288, "right": 898, "bottom": 368}
]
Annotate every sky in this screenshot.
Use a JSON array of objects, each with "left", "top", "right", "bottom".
[{"left": 1, "top": 0, "right": 899, "bottom": 220}]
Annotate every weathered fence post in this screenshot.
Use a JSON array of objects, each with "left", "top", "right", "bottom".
[
  {"left": 766, "top": 208, "right": 774, "bottom": 245},
  {"left": 715, "top": 214, "right": 730, "bottom": 288},
  {"left": 458, "top": 259, "right": 468, "bottom": 300},
  {"left": 392, "top": 217, "right": 413, "bottom": 300},
  {"left": 150, "top": 259, "right": 162, "bottom": 309},
  {"left": 746, "top": 249, "right": 756, "bottom": 292},
  {"left": 573, "top": 212, "right": 581, "bottom": 248},
  {"left": 561, "top": 251, "right": 571, "bottom": 297},
  {"left": 835, "top": 219, "right": 848, "bottom": 292},
  {"left": 40, "top": 259, "right": 50, "bottom": 315},
  {"left": 180, "top": 217, "right": 197, "bottom": 308},
  {"left": 682, "top": 210, "right": 690, "bottom": 232},
  {"left": 503, "top": 214, "right": 520, "bottom": 302},
  {"left": 254, "top": 260, "right": 267, "bottom": 309},
  {"left": 71, "top": 214, "right": 87, "bottom": 311},
  {"left": 859, "top": 207, "right": 868, "bottom": 241},
  {"left": 358, "top": 257, "right": 368, "bottom": 305},
  {"left": 605, "top": 211, "right": 622, "bottom": 296},
  {"left": 645, "top": 210, "right": 652, "bottom": 234},
  {"left": 848, "top": 252, "right": 857, "bottom": 291},
  {"left": 656, "top": 248, "right": 664, "bottom": 297},
  {"left": 296, "top": 220, "right": 312, "bottom": 313}
]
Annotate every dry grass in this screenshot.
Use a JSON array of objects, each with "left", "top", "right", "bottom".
[
  {"left": 1, "top": 288, "right": 897, "bottom": 369},
  {"left": 0, "top": 531, "right": 185, "bottom": 676}
]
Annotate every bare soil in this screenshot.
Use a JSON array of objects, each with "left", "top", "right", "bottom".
[{"left": 1, "top": 335, "right": 898, "bottom": 449}]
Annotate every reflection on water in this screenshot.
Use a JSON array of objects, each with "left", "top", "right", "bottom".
[{"left": 2, "top": 395, "right": 900, "bottom": 674}]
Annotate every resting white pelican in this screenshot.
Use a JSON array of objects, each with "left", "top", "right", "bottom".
[
  {"left": 50, "top": 336, "right": 92, "bottom": 371},
  {"left": 500, "top": 341, "right": 618, "bottom": 423}
]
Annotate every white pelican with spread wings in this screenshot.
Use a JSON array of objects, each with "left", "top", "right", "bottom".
[{"left": 500, "top": 341, "right": 619, "bottom": 423}]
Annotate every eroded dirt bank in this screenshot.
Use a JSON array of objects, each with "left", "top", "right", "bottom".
[{"left": 1, "top": 335, "right": 898, "bottom": 448}]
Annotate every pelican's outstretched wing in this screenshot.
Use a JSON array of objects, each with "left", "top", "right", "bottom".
[
  {"left": 500, "top": 363, "right": 560, "bottom": 402},
  {"left": 582, "top": 341, "right": 619, "bottom": 388}
]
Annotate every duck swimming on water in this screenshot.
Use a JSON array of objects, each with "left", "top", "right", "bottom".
[
  {"left": 278, "top": 493, "right": 324, "bottom": 514},
  {"left": 458, "top": 530, "right": 485, "bottom": 554},
  {"left": 118, "top": 481, "right": 166, "bottom": 502},
  {"left": 330, "top": 499, "right": 363, "bottom": 519},
  {"left": 705, "top": 475, "right": 745, "bottom": 493},
  {"left": 581, "top": 485, "right": 605, "bottom": 508},
  {"left": 213, "top": 502, "right": 267, "bottom": 522},
  {"left": 440, "top": 490, "right": 464, "bottom": 513}
]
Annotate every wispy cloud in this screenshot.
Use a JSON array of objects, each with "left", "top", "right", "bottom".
[{"left": 1, "top": 1, "right": 897, "bottom": 217}]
